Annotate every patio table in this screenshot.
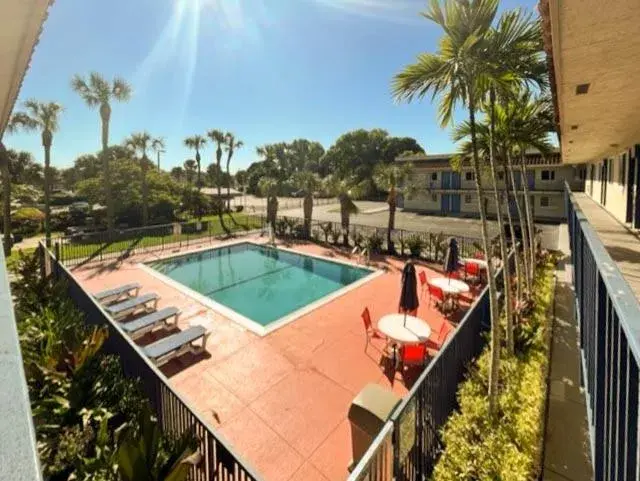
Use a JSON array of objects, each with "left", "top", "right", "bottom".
[
  {"left": 429, "top": 277, "right": 470, "bottom": 295},
  {"left": 377, "top": 314, "right": 432, "bottom": 345},
  {"left": 459, "top": 258, "right": 489, "bottom": 270}
]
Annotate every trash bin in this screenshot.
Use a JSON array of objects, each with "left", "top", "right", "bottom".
[{"left": 348, "top": 383, "right": 401, "bottom": 472}]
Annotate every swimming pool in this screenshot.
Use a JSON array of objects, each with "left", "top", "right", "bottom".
[{"left": 144, "top": 242, "right": 377, "bottom": 335}]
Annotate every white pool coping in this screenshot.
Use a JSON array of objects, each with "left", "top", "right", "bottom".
[{"left": 137, "top": 240, "right": 383, "bottom": 336}]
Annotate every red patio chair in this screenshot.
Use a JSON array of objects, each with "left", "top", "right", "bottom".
[
  {"left": 474, "top": 251, "right": 486, "bottom": 260},
  {"left": 464, "top": 262, "right": 481, "bottom": 284},
  {"left": 399, "top": 343, "right": 427, "bottom": 368},
  {"left": 418, "top": 270, "right": 428, "bottom": 298},
  {"left": 427, "top": 283, "right": 445, "bottom": 310},
  {"left": 426, "top": 321, "right": 454, "bottom": 357},
  {"left": 361, "top": 307, "right": 386, "bottom": 352}
]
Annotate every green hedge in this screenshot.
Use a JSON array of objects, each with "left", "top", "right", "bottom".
[{"left": 432, "top": 257, "right": 555, "bottom": 481}]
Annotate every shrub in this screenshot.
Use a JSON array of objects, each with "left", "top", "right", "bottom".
[
  {"left": 432, "top": 260, "right": 555, "bottom": 481},
  {"left": 406, "top": 234, "right": 425, "bottom": 257},
  {"left": 366, "top": 232, "right": 384, "bottom": 254},
  {"left": 330, "top": 229, "right": 342, "bottom": 245},
  {"left": 13, "top": 207, "right": 44, "bottom": 235},
  {"left": 320, "top": 222, "right": 333, "bottom": 243}
]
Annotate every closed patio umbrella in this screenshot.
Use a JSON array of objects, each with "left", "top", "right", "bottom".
[
  {"left": 399, "top": 261, "right": 419, "bottom": 326},
  {"left": 443, "top": 237, "right": 459, "bottom": 281}
]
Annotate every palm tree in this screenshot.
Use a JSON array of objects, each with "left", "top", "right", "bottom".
[
  {"left": 71, "top": 72, "right": 132, "bottom": 234},
  {"left": 9, "top": 100, "right": 64, "bottom": 246},
  {"left": 224, "top": 133, "right": 243, "bottom": 209},
  {"left": 207, "top": 129, "right": 228, "bottom": 231},
  {"left": 171, "top": 166, "right": 185, "bottom": 183},
  {"left": 323, "top": 175, "right": 364, "bottom": 246},
  {"left": 291, "top": 171, "right": 321, "bottom": 238},
  {"left": 258, "top": 177, "right": 279, "bottom": 232},
  {"left": 373, "top": 162, "right": 414, "bottom": 254},
  {"left": 183, "top": 159, "right": 197, "bottom": 184},
  {"left": 392, "top": 0, "right": 503, "bottom": 414},
  {"left": 125, "top": 132, "right": 153, "bottom": 226},
  {"left": 151, "top": 137, "right": 165, "bottom": 169},
  {"left": 0, "top": 141, "right": 11, "bottom": 255},
  {"left": 183, "top": 135, "right": 207, "bottom": 188}
]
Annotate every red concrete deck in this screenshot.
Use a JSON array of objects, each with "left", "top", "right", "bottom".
[{"left": 73, "top": 237, "right": 478, "bottom": 481}]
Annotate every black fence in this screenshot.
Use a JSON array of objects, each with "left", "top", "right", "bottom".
[
  {"left": 41, "top": 244, "right": 262, "bottom": 481},
  {"left": 56, "top": 215, "right": 264, "bottom": 266},
  {"left": 566, "top": 183, "right": 640, "bottom": 480},
  {"left": 349, "top": 256, "right": 511, "bottom": 481}
]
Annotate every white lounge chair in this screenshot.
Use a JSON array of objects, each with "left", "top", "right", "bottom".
[
  {"left": 120, "top": 307, "right": 180, "bottom": 340},
  {"left": 93, "top": 283, "right": 141, "bottom": 305},
  {"left": 105, "top": 293, "right": 159, "bottom": 321},
  {"left": 143, "top": 326, "right": 210, "bottom": 366}
]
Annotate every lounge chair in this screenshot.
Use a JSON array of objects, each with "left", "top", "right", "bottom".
[
  {"left": 143, "top": 326, "right": 210, "bottom": 367},
  {"left": 105, "top": 293, "right": 159, "bottom": 321},
  {"left": 93, "top": 283, "right": 141, "bottom": 305},
  {"left": 120, "top": 307, "right": 180, "bottom": 340}
]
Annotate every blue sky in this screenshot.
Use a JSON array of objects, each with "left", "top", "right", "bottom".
[{"left": 7, "top": 0, "right": 539, "bottom": 172}]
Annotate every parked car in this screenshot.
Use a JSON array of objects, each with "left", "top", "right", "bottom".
[{"left": 69, "top": 201, "right": 91, "bottom": 214}]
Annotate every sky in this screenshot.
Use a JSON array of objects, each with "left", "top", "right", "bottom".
[{"left": 7, "top": 0, "right": 540, "bottom": 173}]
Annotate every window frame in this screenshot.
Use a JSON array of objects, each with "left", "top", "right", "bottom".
[
  {"left": 464, "top": 171, "right": 475, "bottom": 181},
  {"left": 464, "top": 194, "right": 473, "bottom": 204},
  {"left": 430, "top": 172, "right": 438, "bottom": 182},
  {"left": 540, "top": 169, "right": 556, "bottom": 182},
  {"left": 540, "top": 196, "right": 551, "bottom": 208},
  {"left": 430, "top": 193, "right": 438, "bottom": 203}
]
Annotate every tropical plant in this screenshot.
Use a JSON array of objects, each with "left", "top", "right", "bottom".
[
  {"left": 0, "top": 142, "right": 12, "bottom": 255},
  {"left": 170, "top": 166, "right": 185, "bottom": 183},
  {"left": 392, "top": 0, "right": 503, "bottom": 413},
  {"left": 291, "top": 171, "right": 321, "bottom": 238},
  {"left": 125, "top": 131, "right": 154, "bottom": 226},
  {"left": 365, "top": 232, "right": 384, "bottom": 255},
  {"left": 323, "top": 175, "right": 366, "bottom": 246},
  {"left": 406, "top": 234, "right": 425, "bottom": 258},
  {"left": 373, "top": 162, "right": 415, "bottom": 253},
  {"left": 151, "top": 137, "right": 166, "bottom": 170},
  {"left": 117, "top": 409, "right": 199, "bottom": 481},
  {"left": 258, "top": 177, "right": 279, "bottom": 231},
  {"left": 224, "top": 133, "right": 243, "bottom": 209},
  {"left": 183, "top": 160, "right": 197, "bottom": 185},
  {"left": 207, "top": 129, "right": 228, "bottom": 230},
  {"left": 183, "top": 135, "right": 207, "bottom": 189},
  {"left": 71, "top": 72, "right": 132, "bottom": 235},
  {"left": 319, "top": 222, "right": 333, "bottom": 243},
  {"left": 8, "top": 100, "right": 64, "bottom": 245}
]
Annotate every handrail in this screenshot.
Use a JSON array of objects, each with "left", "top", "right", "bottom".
[
  {"left": 41, "top": 241, "right": 263, "bottom": 481},
  {"left": 564, "top": 182, "right": 640, "bottom": 363},
  {"left": 0, "top": 248, "right": 43, "bottom": 480}
]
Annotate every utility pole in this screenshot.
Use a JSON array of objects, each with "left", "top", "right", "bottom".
[{"left": 156, "top": 149, "right": 166, "bottom": 169}]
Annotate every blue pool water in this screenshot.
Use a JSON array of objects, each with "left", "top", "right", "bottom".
[{"left": 147, "top": 243, "right": 373, "bottom": 327}]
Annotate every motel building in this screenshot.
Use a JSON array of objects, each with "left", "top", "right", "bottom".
[{"left": 396, "top": 150, "right": 586, "bottom": 222}]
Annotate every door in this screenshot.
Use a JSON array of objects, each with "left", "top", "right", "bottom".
[
  {"left": 451, "top": 172, "right": 461, "bottom": 189},
  {"left": 441, "top": 171, "right": 452, "bottom": 189},
  {"left": 527, "top": 171, "right": 535, "bottom": 190},
  {"left": 513, "top": 171, "right": 523, "bottom": 189},
  {"left": 451, "top": 194, "right": 461, "bottom": 214},
  {"left": 441, "top": 194, "right": 451, "bottom": 215}
]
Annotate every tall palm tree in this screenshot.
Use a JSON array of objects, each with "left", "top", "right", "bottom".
[
  {"left": 258, "top": 177, "right": 279, "bottom": 232},
  {"left": 125, "top": 132, "right": 153, "bottom": 226},
  {"left": 291, "top": 171, "right": 321, "bottom": 238},
  {"left": 183, "top": 135, "right": 207, "bottom": 188},
  {"left": 207, "top": 129, "right": 228, "bottom": 231},
  {"left": 373, "top": 162, "right": 414, "bottom": 254},
  {"left": 0, "top": 141, "right": 11, "bottom": 255},
  {"left": 9, "top": 100, "right": 64, "bottom": 246},
  {"left": 224, "top": 133, "right": 243, "bottom": 209},
  {"left": 323, "top": 175, "right": 364, "bottom": 246},
  {"left": 71, "top": 72, "right": 132, "bottom": 235},
  {"left": 183, "top": 160, "right": 197, "bottom": 185},
  {"left": 392, "top": 0, "right": 503, "bottom": 413},
  {"left": 151, "top": 137, "right": 165, "bottom": 170}
]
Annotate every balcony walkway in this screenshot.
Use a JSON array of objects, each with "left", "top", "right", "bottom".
[
  {"left": 542, "top": 225, "right": 593, "bottom": 480},
  {"left": 573, "top": 193, "right": 640, "bottom": 301}
]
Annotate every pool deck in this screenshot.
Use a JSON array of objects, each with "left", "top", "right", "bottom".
[{"left": 73, "top": 235, "right": 479, "bottom": 481}]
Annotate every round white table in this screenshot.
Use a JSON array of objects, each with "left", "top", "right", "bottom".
[
  {"left": 430, "top": 277, "right": 470, "bottom": 294},
  {"left": 460, "top": 258, "right": 489, "bottom": 269},
  {"left": 377, "top": 314, "right": 432, "bottom": 345}
]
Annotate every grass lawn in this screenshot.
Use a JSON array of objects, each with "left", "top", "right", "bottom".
[{"left": 59, "top": 213, "right": 262, "bottom": 262}]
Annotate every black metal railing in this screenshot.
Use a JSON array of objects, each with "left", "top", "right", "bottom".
[
  {"left": 565, "top": 182, "right": 640, "bottom": 480},
  {"left": 348, "top": 258, "right": 510, "bottom": 481},
  {"left": 41, "top": 244, "right": 263, "bottom": 481},
  {"left": 56, "top": 215, "right": 264, "bottom": 266},
  {"left": 0, "top": 248, "right": 42, "bottom": 481}
]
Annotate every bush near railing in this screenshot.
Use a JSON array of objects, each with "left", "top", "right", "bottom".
[{"left": 431, "top": 255, "right": 556, "bottom": 481}]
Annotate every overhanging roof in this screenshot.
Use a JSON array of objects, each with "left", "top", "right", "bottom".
[
  {"left": 541, "top": 0, "right": 640, "bottom": 164},
  {"left": 0, "top": 0, "right": 53, "bottom": 138}
]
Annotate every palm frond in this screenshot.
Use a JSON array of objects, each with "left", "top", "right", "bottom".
[{"left": 112, "top": 77, "right": 132, "bottom": 102}]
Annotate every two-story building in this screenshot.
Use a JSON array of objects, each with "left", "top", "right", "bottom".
[{"left": 396, "top": 151, "right": 586, "bottom": 222}]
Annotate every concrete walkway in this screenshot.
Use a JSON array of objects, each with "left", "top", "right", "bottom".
[
  {"left": 573, "top": 193, "right": 640, "bottom": 301},
  {"left": 542, "top": 226, "right": 593, "bottom": 480}
]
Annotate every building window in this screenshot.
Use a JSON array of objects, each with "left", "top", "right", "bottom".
[
  {"left": 431, "top": 193, "right": 438, "bottom": 202},
  {"left": 497, "top": 171, "right": 505, "bottom": 181},
  {"left": 430, "top": 172, "right": 438, "bottom": 181},
  {"left": 621, "top": 154, "right": 626, "bottom": 185},
  {"left": 540, "top": 196, "right": 550, "bottom": 208},
  {"left": 465, "top": 171, "right": 475, "bottom": 181},
  {"left": 464, "top": 194, "right": 472, "bottom": 204},
  {"left": 541, "top": 170, "right": 555, "bottom": 181}
]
